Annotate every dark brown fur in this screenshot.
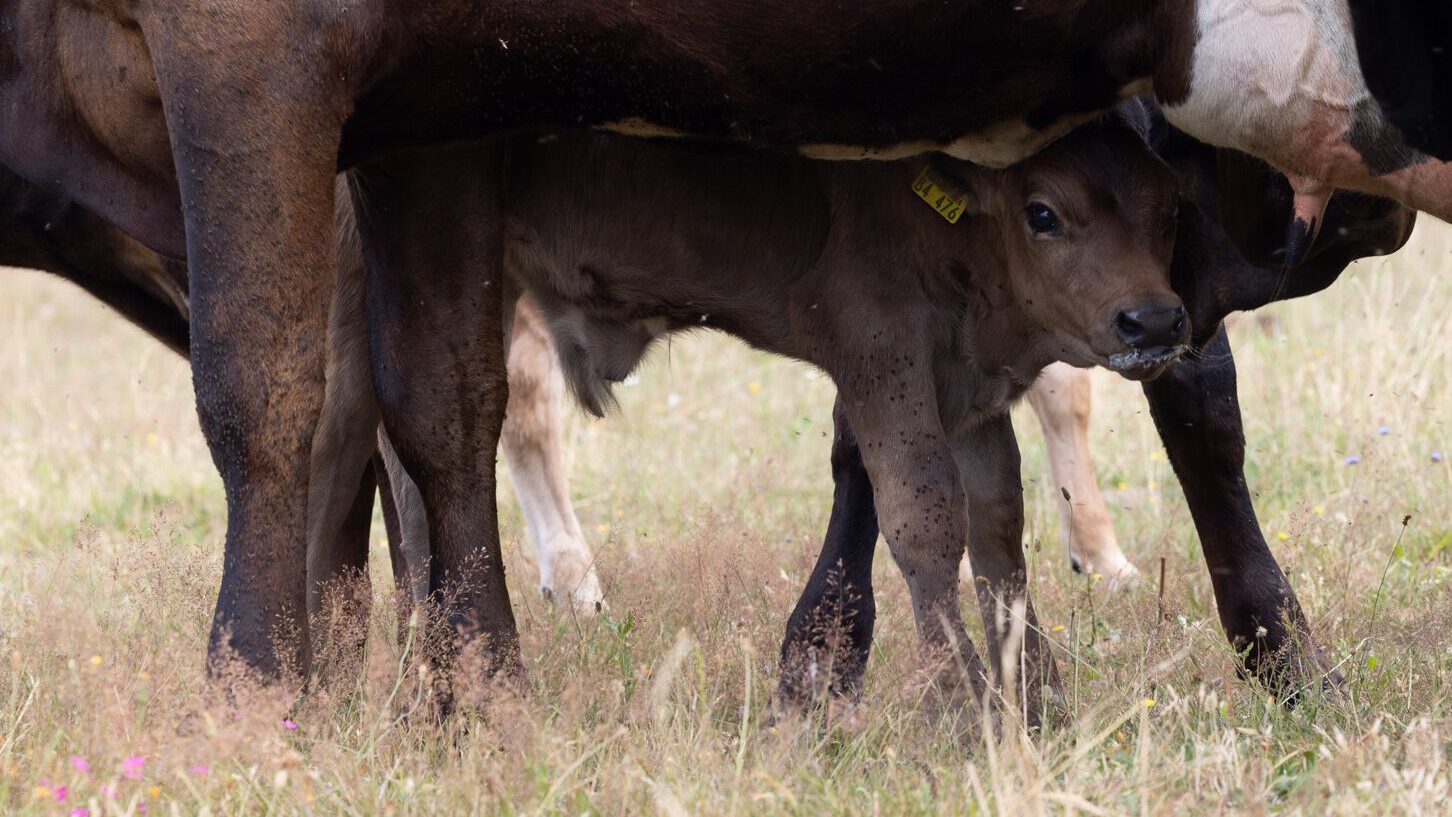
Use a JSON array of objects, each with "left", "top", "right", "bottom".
[
  {"left": 1, "top": 96, "right": 1415, "bottom": 710},
  {"left": 0, "top": 0, "right": 1438, "bottom": 692}
]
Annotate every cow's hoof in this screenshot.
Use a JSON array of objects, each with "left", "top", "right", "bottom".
[{"left": 1240, "top": 635, "right": 1344, "bottom": 709}]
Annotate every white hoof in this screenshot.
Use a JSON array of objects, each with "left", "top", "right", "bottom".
[
  {"left": 542, "top": 544, "right": 605, "bottom": 614},
  {"left": 1070, "top": 552, "right": 1140, "bottom": 592}
]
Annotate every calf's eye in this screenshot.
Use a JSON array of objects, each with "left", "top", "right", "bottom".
[{"left": 1024, "top": 202, "right": 1060, "bottom": 235}]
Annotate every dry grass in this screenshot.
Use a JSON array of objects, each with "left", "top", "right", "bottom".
[{"left": 1, "top": 222, "right": 1449, "bottom": 815}]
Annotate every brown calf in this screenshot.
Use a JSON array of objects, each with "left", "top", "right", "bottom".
[
  {"left": 406, "top": 118, "right": 1184, "bottom": 720},
  {"left": 781, "top": 100, "right": 1417, "bottom": 710}
]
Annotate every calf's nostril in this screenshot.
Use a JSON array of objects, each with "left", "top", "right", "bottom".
[
  {"left": 1171, "top": 306, "right": 1186, "bottom": 337},
  {"left": 1115, "top": 310, "right": 1147, "bottom": 344}
]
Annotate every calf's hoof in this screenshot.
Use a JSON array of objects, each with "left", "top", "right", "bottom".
[
  {"left": 541, "top": 544, "right": 605, "bottom": 615},
  {"left": 774, "top": 641, "right": 869, "bottom": 714},
  {"left": 1068, "top": 551, "right": 1140, "bottom": 592}
]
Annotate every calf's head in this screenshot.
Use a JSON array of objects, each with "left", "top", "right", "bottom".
[{"left": 952, "top": 120, "right": 1189, "bottom": 380}]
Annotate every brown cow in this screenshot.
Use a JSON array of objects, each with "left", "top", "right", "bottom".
[
  {"left": 0, "top": 163, "right": 603, "bottom": 630},
  {"left": 5, "top": 102, "right": 1415, "bottom": 715},
  {"left": 3, "top": 0, "right": 1449, "bottom": 693}
]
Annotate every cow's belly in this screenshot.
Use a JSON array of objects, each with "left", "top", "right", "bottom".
[
  {"left": 606, "top": 107, "right": 1121, "bottom": 170},
  {"left": 0, "top": 1, "right": 184, "bottom": 258},
  {"left": 54, "top": 3, "right": 174, "bottom": 189}
]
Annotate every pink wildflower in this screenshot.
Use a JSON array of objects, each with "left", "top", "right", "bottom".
[
  {"left": 188, "top": 765, "right": 209, "bottom": 776},
  {"left": 122, "top": 755, "right": 145, "bottom": 780},
  {"left": 282, "top": 719, "right": 298, "bottom": 731},
  {"left": 69, "top": 809, "right": 89, "bottom": 817},
  {"left": 70, "top": 756, "right": 90, "bottom": 775},
  {"left": 54, "top": 785, "right": 68, "bottom": 802},
  {"left": 100, "top": 785, "right": 117, "bottom": 798}
]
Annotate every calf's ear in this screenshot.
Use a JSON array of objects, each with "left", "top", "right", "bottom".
[{"left": 949, "top": 163, "right": 1000, "bottom": 218}]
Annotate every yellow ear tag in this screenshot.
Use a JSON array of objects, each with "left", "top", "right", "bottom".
[{"left": 911, "top": 166, "right": 968, "bottom": 224}]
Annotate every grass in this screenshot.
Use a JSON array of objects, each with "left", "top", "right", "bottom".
[{"left": 1, "top": 221, "right": 1449, "bottom": 815}]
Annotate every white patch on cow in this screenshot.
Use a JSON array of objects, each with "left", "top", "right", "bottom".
[
  {"left": 801, "top": 91, "right": 1146, "bottom": 168},
  {"left": 601, "top": 85, "right": 1149, "bottom": 170},
  {"left": 596, "top": 118, "right": 692, "bottom": 140},
  {"left": 1164, "top": 0, "right": 1371, "bottom": 178}
]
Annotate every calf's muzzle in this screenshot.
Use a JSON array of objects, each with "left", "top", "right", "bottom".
[{"left": 1114, "top": 303, "right": 1186, "bottom": 350}]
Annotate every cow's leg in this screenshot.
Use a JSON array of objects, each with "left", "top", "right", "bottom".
[
  {"left": 836, "top": 377, "right": 989, "bottom": 704},
  {"left": 377, "top": 428, "right": 431, "bottom": 606},
  {"left": 308, "top": 461, "right": 378, "bottom": 687},
  {"left": 777, "top": 398, "right": 880, "bottom": 705},
  {"left": 372, "top": 448, "right": 423, "bottom": 653},
  {"left": 1144, "top": 327, "right": 1334, "bottom": 698},
  {"left": 351, "top": 144, "right": 521, "bottom": 710},
  {"left": 306, "top": 228, "right": 384, "bottom": 683},
  {"left": 955, "top": 414, "right": 1062, "bottom": 729},
  {"left": 1026, "top": 363, "right": 1138, "bottom": 587},
  {"left": 150, "top": 30, "right": 346, "bottom": 687},
  {"left": 501, "top": 295, "right": 603, "bottom": 613}
]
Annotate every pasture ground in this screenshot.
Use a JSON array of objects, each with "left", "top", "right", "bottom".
[{"left": 1, "top": 222, "right": 1449, "bottom": 815}]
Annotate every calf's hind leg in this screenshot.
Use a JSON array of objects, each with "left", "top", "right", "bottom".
[
  {"left": 351, "top": 144, "right": 521, "bottom": 711},
  {"left": 778, "top": 399, "right": 880, "bottom": 705},
  {"left": 1027, "top": 363, "right": 1137, "bottom": 587},
  {"left": 501, "top": 296, "right": 604, "bottom": 613},
  {"left": 1144, "top": 327, "right": 1336, "bottom": 699}
]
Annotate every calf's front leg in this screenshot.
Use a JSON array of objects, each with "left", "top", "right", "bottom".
[
  {"left": 954, "top": 414, "right": 1063, "bottom": 728},
  {"left": 836, "top": 375, "right": 989, "bottom": 705},
  {"left": 1026, "top": 363, "right": 1137, "bottom": 586}
]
